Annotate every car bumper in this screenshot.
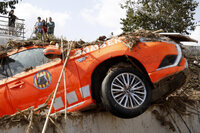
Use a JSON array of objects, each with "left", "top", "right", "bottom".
[{"left": 151, "top": 60, "right": 189, "bottom": 102}]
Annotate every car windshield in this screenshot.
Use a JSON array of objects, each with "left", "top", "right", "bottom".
[{"left": 0, "top": 48, "right": 54, "bottom": 80}]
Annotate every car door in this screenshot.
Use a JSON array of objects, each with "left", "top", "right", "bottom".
[{"left": 6, "top": 48, "right": 82, "bottom": 114}]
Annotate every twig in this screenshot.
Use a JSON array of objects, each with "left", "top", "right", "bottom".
[
  {"left": 34, "top": 104, "right": 48, "bottom": 112},
  {"left": 153, "top": 29, "right": 164, "bottom": 33},
  {"left": 179, "top": 100, "right": 200, "bottom": 114},
  {"left": 44, "top": 91, "right": 54, "bottom": 105},
  {"left": 125, "top": 55, "right": 144, "bottom": 74},
  {"left": 174, "top": 108, "right": 192, "bottom": 133},
  {"left": 166, "top": 107, "right": 182, "bottom": 133},
  {"left": 61, "top": 37, "right": 68, "bottom": 120},
  {"left": 2, "top": 107, "right": 31, "bottom": 121},
  {"left": 42, "top": 42, "right": 72, "bottom": 133},
  {"left": 197, "top": 101, "right": 200, "bottom": 124},
  {"left": 25, "top": 107, "right": 34, "bottom": 133}
]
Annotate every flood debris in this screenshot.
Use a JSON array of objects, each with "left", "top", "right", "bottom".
[
  {"left": 0, "top": 29, "right": 163, "bottom": 57},
  {"left": 152, "top": 48, "right": 200, "bottom": 132},
  {"left": 119, "top": 29, "right": 162, "bottom": 49},
  {"left": 24, "top": 66, "right": 33, "bottom": 72},
  {"left": 0, "top": 104, "right": 84, "bottom": 131}
]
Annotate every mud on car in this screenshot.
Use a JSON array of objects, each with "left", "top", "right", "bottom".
[{"left": 0, "top": 33, "right": 189, "bottom": 118}]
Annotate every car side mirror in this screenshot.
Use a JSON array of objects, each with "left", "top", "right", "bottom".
[{"left": 43, "top": 47, "right": 62, "bottom": 59}]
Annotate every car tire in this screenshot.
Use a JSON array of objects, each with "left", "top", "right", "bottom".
[{"left": 101, "top": 67, "right": 152, "bottom": 118}]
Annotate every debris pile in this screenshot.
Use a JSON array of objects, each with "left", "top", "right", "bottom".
[
  {"left": 152, "top": 48, "right": 200, "bottom": 132},
  {"left": 0, "top": 29, "right": 163, "bottom": 57},
  {"left": 0, "top": 97, "right": 84, "bottom": 132}
]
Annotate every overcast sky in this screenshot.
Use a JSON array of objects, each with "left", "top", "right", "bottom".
[{"left": 11, "top": 0, "right": 200, "bottom": 45}]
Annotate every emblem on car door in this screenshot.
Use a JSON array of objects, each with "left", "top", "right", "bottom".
[{"left": 33, "top": 70, "right": 52, "bottom": 89}]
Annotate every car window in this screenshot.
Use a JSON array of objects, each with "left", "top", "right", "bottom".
[
  {"left": 0, "top": 48, "right": 56, "bottom": 80},
  {"left": 0, "top": 58, "right": 12, "bottom": 80}
]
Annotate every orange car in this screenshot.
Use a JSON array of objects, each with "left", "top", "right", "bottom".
[{"left": 0, "top": 34, "right": 189, "bottom": 118}]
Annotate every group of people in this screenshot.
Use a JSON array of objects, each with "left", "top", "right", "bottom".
[
  {"left": 34, "top": 17, "right": 55, "bottom": 40},
  {"left": 8, "top": 9, "right": 55, "bottom": 39}
]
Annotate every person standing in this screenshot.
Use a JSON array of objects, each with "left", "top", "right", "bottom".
[
  {"left": 47, "top": 17, "right": 55, "bottom": 35},
  {"left": 8, "top": 10, "right": 18, "bottom": 35},
  {"left": 34, "top": 17, "right": 43, "bottom": 35},
  {"left": 42, "top": 19, "right": 47, "bottom": 40}
]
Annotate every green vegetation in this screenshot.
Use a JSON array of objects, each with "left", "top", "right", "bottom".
[
  {"left": 121, "top": 0, "right": 199, "bottom": 34},
  {"left": 0, "top": 0, "right": 21, "bottom": 14}
]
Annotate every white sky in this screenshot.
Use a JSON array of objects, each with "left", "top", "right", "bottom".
[{"left": 11, "top": 0, "right": 200, "bottom": 44}]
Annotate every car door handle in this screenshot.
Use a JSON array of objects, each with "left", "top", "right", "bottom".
[{"left": 9, "top": 81, "right": 24, "bottom": 89}]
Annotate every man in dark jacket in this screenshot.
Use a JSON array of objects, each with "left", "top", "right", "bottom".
[{"left": 8, "top": 10, "right": 18, "bottom": 35}]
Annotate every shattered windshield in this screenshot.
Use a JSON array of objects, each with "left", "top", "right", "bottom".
[{"left": 0, "top": 48, "right": 53, "bottom": 80}]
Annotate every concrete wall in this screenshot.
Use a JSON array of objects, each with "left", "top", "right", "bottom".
[
  {"left": 0, "top": 107, "right": 199, "bottom": 133},
  {"left": 182, "top": 45, "right": 200, "bottom": 56}
]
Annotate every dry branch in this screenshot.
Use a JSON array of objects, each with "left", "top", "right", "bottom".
[
  {"left": 25, "top": 107, "right": 34, "bottom": 133},
  {"left": 49, "top": 116, "right": 64, "bottom": 133},
  {"left": 42, "top": 42, "right": 72, "bottom": 133}
]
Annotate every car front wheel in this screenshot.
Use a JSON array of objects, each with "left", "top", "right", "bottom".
[{"left": 101, "top": 67, "right": 152, "bottom": 118}]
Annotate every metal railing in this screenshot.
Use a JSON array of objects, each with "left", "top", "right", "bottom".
[{"left": 0, "top": 15, "right": 25, "bottom": 39}]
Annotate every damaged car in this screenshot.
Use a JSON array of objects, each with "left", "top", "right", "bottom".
[{"left": 0, "top": 33, "right": 194, "bottom": 118}]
